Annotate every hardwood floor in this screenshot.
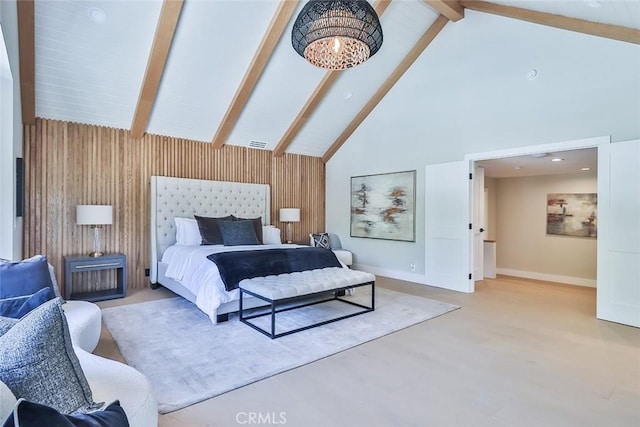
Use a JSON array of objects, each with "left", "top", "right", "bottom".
[{"left": 94, "top": 276, "right": 640, "bottom": 427}]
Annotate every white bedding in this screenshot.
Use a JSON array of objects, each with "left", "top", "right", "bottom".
[{"left": 161, "top": 244, "right": 303, "bottom": 321}]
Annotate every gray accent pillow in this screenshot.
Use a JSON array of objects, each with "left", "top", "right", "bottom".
[
  {"left": 0, "top": 298, "right": 101, "bottom": 414},
  {"left": 195, "top": 215, "right": 234, "bottom": 245},
  {"left": 218, "top": 220, "right": 260, "bottom": 246},
  {"left": 232, "top": 216, "right": 263, "bottom": 244}
]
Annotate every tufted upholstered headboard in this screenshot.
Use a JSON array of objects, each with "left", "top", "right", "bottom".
[{"left": 150, "top": 176, "right": 270, "bottom": 283}]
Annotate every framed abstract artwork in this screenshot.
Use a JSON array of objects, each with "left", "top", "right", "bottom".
[
  {"left": 351, "top": 170, "right": 416, "bottom": 241},
  {"left": 547, "top": 193, "right": 597, "bottom": 238}
]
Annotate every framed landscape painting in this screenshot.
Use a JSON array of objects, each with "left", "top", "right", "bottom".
[
  {"left": 547, "top": 193, "right": 597, "bottom": 238},
  {"left": 351, "top": 170, "right": 416, "bottom": 241}
]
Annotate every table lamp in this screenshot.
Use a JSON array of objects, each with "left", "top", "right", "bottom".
[
  {"left": 77, "top": 205, "right": 113, "bottom": 257},
  {"left": 279, "top": 208, "right": 300, "bottom": 244}
]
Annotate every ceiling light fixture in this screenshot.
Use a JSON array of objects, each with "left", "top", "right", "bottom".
[
  {"left": 551, "top": 158, "right": 564, "bottom": 162},
  {"left": 530, "top": 153, "right": 549, "bottom": 158},
  {"left": 292, "top": 0, "right": 383, "bottom": 70},
  {"left": 581, "top": 167, "right": 591, "bottom": 171}
]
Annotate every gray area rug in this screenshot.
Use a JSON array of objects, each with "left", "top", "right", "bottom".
[{"left": 102, "top": 288, "right": 458, "bottom": 413}]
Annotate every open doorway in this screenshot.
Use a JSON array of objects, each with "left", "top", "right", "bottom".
[{"left": 474, "top": 148, "right": 598, "bottom": 289}]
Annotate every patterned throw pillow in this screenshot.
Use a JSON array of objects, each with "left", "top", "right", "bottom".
[
  {"left": 0, "top": 298, "right": 101, "bottom": 415},
  {"left": 312, "top": 233, "right": 332, "bottom": 249}
]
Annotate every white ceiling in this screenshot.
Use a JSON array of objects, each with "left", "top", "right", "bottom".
[
  {"left": 477, "top": 148, "right": 598, "bottom": 178},
  {"left": 31, "top": 0, "right": 640, "bottom": 158}
]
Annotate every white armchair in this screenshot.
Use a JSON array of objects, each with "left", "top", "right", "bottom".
[{"left": 309, "top": 233, "right": 353, "bottom": 267}]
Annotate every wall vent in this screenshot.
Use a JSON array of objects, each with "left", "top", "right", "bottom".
[{"left": 249, "top": 140, "right": 268, "bottom": 150}]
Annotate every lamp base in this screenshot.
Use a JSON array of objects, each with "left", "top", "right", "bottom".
[{"left": 88, "top": 251, "right": 104, "bottom": 257}]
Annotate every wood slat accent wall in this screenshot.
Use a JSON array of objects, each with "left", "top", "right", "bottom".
[{"left": 23, "top": 119, "right": 326, "bottom": 294}]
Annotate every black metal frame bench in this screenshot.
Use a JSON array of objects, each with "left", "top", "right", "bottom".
[{"left": 238, "top": 268, "right": 375, "bottom": 339}]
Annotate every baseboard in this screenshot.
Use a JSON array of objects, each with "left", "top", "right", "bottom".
[
  {"left": 352, "top": 263, "right": 426, "bottom": 285},
  {"left": 495, "top": 268, "right": 596, "bottom": 288}
]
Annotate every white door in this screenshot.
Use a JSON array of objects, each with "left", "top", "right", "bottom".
[
  {"left": 597, "top": 139, "right": 640, "bottom": 327},
  {"left": 473, "top": 165, "right": 485, "bottom": 281},
  {"left": 425, "top": 161, "right": 473, "bottom": 293}
]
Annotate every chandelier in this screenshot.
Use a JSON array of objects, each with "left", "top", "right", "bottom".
[{"left": 291, "top": 0, "right": 383, "bottom": 70}]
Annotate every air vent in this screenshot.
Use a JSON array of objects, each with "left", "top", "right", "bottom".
[{"left": 249, "top": 140, "right": 268, "bottom": 150}]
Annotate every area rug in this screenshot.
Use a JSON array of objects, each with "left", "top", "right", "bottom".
[{"left": 101, "top": 288, "right": 458, "bottom": 413}]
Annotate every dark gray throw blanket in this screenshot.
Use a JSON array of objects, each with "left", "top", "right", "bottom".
[{"left": 207, "top": 247, "right": 342, "bottom": 291}]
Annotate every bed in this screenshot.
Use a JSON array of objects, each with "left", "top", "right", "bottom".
[{"left": 149, "top": 176, "right": 316, "bottom": 323}]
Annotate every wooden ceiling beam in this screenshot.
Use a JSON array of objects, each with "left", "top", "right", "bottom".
[
  {"left": 211, "top": 0, "right": 299, "bottom": 149},
  {"left": 273, "top": 0, "right": 392, "bottom": 157},
  {"left": 423, "top": 0, "right": 464, "bottom": 22},
  {"left": 130, "top": 0, "right": 184, "bottom": 139},
  {"left": 322, "top": 15, "right": 449, "bottom": 163},
  {"left": 461, "top": 0, "right": 640, "bottom": 45},
  {"left": 17, "top": 0, "right": 35, "bottom": 125}
]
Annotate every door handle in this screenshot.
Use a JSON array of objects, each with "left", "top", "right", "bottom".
[{"left": 479, "top": 228, "right": 485, "bottom": 233}]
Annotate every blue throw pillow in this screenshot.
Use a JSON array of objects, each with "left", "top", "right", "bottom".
[
  {"left": 218, "top": 220, "right": 260, "bottom": 246},
  {"left": 0, "top": 288, "right": 53, "bottom": 319},
  {"left": 3, "top": 399, "right": 129, "bottom": 427},
  {"left": 0, "top": 256, "right": 56, "bottom": 299}
]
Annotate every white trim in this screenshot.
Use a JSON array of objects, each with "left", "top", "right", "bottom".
[
  {"left": 353, "top": 263, "right": 426, "bottom": 285},
  {"left": 496, "top": 268, "right": 596, "bottom": 288},
  {"left": 465, "top": 135, "right": 611, "bottom": 162}
]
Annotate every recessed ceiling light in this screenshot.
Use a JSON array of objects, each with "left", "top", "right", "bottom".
[
  {"left": 584, "top": 0, "right": 601, "bottom": 8},
  {"left": 530, "top": 153, "right": 548, "bottom": 158},
  {"left": 551, "top": 158, "right": 564, "bottom": 162},
  {"left": 581, "top": 167, "right": 591, "bottom": 171},
  {"left": 88, "top": 7, "right": 108, "bottom": 23},
  {"left": 526, "top": 69, "right": 538, "bottom": 80},
  {"left": 514, "top": 166, "right": 522, "bottom": 170},
  {"left": 343, "top": 91, "right": 353, "bottom": 100}
]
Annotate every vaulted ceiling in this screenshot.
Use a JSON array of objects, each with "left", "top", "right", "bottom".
[{"left": 17, "top": 0, "right": 640, "bottom": 162}]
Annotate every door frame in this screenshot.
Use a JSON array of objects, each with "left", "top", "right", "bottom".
[{"left": 464, "top": 135, "right": 610, "bottom": 288}]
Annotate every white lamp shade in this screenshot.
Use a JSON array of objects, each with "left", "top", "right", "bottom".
[
  {"left": 77, "top": 205, "right": 113, "bottom": 225},
  {"left": 279, "top": 208, "right": 300, "bottom": 222}
]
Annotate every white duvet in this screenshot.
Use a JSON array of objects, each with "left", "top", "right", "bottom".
[{"left": 161, "top": 244, "right": 302, "bottom": 322}]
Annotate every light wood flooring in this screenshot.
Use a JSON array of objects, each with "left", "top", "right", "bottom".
[{"left": 94, "top": 276, "right": 640, "bottom": 427}]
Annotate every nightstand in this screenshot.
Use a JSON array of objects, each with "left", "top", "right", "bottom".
[{"left": 64, "top": 253, "right": 127, "bottom": 301}]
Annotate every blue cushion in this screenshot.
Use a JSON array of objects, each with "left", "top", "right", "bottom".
[
  {"left": 218, "top": 220, "right": 260, "bottom": 246},
  {"left": 2, "top": 399, "right": 129, "bottom": 427},
  {"left": 0, "top": 288, "right": 53, "bottom": 319},
  {"left": 0, "top": 256, "right": 55, "bottom": 299}
]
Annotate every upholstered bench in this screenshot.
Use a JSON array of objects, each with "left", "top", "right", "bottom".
[{"left": 239, "top": 267, "right": 375, "bottom": 339}]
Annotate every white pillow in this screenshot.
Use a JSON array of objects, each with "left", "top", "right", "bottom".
[
  {"left": 262, "top": 226, "right": 282, "bottom": 245},
  {"left": 174, "top": 217, "right": 202, "bottom": 245}
]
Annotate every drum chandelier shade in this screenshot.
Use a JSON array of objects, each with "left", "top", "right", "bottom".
[{"left": 292, "top": 0, "right": 383, "bottom": 70}]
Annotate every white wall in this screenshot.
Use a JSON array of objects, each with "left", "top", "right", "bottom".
[
  {"left": 325, "top": 11, "right": 640, "bottom": 283},
  {"left": 494, "top": 172, "right": 597, "bottom": 286},
  {"left": 0, "top": 1, "right": 24, "bottom": 261}
]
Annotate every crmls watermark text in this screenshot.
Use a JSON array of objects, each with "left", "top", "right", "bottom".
[{"left": 236, "top": 412, "right": 287, "bottom": 425}]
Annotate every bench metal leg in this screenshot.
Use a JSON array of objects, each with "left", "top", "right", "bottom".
[{"left": 240, "top": 281, "right": 375, "bottom": 339}]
